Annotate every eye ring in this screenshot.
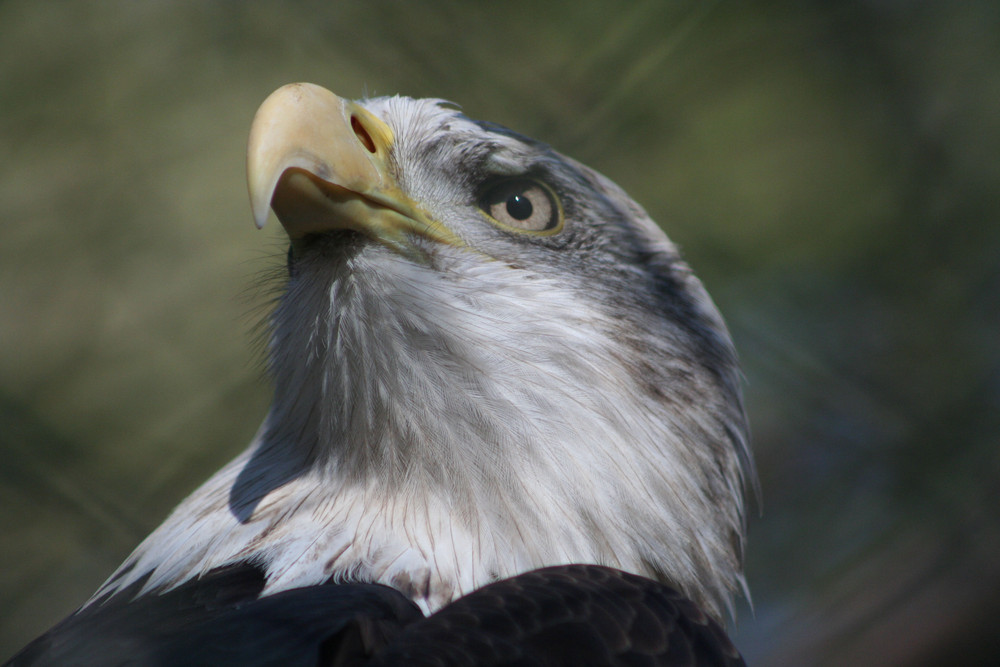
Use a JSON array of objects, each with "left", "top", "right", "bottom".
[{"left": 477, "top": 178, "right": 563, "bottom": 235}]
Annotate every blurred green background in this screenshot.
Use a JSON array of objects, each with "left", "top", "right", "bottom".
[{"left": 2, "top": 1, "right": 998, "bottom": 664}]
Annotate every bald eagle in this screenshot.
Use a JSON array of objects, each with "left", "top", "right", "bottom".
[{"left": 7, "top": 84, "right": 753, "bottom": 666}]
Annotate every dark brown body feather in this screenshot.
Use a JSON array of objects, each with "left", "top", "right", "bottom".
[{"left": 7, "top": 565, "right": 744, "bottom": 667}]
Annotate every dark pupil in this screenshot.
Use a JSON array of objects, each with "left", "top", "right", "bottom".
[{"left": 506, "top": 194, "right": 533, "bottom": 220}]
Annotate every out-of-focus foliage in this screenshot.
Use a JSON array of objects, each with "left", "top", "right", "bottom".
[{"left": 1, "top": 2, "right": 997, "bottom": 664}]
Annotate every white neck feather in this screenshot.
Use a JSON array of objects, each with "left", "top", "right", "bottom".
[{"left": 94, "top": 244, "right": 746, "bottom": 619}]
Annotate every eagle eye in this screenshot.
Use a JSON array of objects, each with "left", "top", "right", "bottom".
[{"left": 478, "top": 179, "right": 563, "bottom": 234}]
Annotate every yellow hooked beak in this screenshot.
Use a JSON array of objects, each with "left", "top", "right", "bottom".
[{"left": 246, "top": 83, "right": 462, "bottom": 257}]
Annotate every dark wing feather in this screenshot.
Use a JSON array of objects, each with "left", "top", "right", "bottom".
[
  {"left": 5, "top": 563, "right": 422, "bottom": 667},
  {"left": 371, "top": 565, "right": 746, "bottom": 667},
  {"left": 5, "top": 565, "right": 744, "bottom": 666}
]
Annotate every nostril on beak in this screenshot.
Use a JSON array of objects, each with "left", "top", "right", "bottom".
[{"left": 351, "top": 115, "right": 377, "bottom": 154}]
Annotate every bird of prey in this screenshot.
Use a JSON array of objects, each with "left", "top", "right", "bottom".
[{"left": 7, "top": 83, "right": 754, "bottom": 666}]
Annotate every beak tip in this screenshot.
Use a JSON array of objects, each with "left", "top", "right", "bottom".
[
  {"left": 248, "top": 174, "right": 276, "bottom": 229},
  {"left": 252, "top": 204, "right": 270, "bottom": 230}
]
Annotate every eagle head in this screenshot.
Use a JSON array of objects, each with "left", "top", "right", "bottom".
[{"left": 97, "top": 83, "right": 754, "bottom": 622}]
